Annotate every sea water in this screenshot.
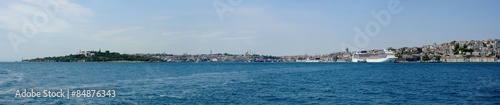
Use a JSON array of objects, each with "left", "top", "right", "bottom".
[{"left": 0, "top": 62, "right": 499, "bottom": 104}]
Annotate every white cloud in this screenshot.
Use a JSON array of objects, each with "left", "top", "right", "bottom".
[
  {"left": 236, "top": 31, "right": 259, "bottom": 34},
  {"left": 151, "top": 16, "right": 175, "bottom": 20},
  {"left": 162, "top": 30, "right": 199, "bottom": 36},
  {"left": 41, "top": 17, "right": 72, "bottom": 33},
  {"left": 0, "top": 0, "right": 93, "bottom": 33},
  {"left": 56, "top": 0, "right": 93, "bottom": 22},
  {"left": 92, "top": 26, "right": 144, "bottom": 41},
  {"left": 163, "top": 30, "right": 258, "bottom": 42},
  {"left": 221, "top": 35, "right": 257, "bottom": 44},
  {"left": 99, "top": 26, "right": 144, "bottom": 36},
  {"left": 0, "top": 3, "right": 38, "bottom": 31},
  {"left": 197, "top": 32, "right": 225, "bottom": 39}
]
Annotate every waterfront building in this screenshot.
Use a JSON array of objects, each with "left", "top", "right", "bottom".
[
  {"left": 469, "top": 57, "right": 496, "bottom": 62},
  {"left": 442, "top": 56, "right": 467, "bottom": 62}
]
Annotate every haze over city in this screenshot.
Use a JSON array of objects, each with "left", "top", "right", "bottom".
[{"left": 1, "top": 0, "right": 499, "bottom": 61}]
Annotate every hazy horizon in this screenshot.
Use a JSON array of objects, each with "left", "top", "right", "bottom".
[{"left": 1, "top": 0, "right": 500, "bottom": 61}]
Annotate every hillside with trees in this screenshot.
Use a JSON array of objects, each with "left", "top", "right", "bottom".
[{"left": 23, "top": 50, "right": 161, "bottom": 62}]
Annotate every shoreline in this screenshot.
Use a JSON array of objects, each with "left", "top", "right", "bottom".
[{"left": 10, "top": 61, "right": 500, "bottom": 63}]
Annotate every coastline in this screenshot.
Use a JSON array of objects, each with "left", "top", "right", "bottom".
[{"left": 12, "top": 61, "right": 500, "bottom": 63}]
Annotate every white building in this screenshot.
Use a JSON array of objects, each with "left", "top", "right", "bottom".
[{"left": 78, "top": 51, "right": 95, "bottom": 57}]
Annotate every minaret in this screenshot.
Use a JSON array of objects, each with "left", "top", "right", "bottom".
[{"left": 210, "top": 49, "right": 212, "bottom": 55}]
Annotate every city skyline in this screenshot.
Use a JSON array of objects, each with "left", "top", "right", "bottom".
[{"left": 1, "top": 0, "right": 500, "bottom": 61}]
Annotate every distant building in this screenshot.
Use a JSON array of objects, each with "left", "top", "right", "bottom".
[
  {"left": 441, "top": 56, "right": 467, "bottom": 62},
  {"left": 78, "top": 51, "right": 95, "bottom": 57},
  {"left": 470, "top": 57, "right": 496, "bottom": 62},
  {"left": 442, "top": 56, "right": 496, "bottom": 62},
  {"left": 472, "top": 52, "right": 480, "bottom": 56}
]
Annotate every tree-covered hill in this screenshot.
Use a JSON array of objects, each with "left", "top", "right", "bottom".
[{"left": 23, "top": 50, "right": 161, "bottom": 62}]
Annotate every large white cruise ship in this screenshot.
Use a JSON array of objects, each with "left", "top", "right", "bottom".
[{"left": 352, "top": 49, "right": 398, "bottom": 63}]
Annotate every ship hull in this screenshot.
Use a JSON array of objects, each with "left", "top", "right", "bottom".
[{"left": 352, "top": 57, "right": 397, "bottom": 63}]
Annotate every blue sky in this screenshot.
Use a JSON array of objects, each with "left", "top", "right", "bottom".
[{"left": 1, "top": 0, "right": 500, "bottom": 61}]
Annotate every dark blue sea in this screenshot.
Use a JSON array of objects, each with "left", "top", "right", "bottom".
[{"left": 0, "top": 62, "right": 499, "bottom": 104}]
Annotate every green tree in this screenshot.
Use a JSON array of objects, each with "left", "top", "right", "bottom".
[
  {"left": 416, "top": 48, "right": 422, "bottom": 54},
  {"left": 388, "top": 47, "right": 395, "bottom": 51},
  {"left": 454, "top": 44, "right": 460, "bottom": 54},
  {"left": 422, "top": 54, "right": 430, "bottom": 61},
  {"left": 435, "top": 55, "right": 441, "bottom": 61}
]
